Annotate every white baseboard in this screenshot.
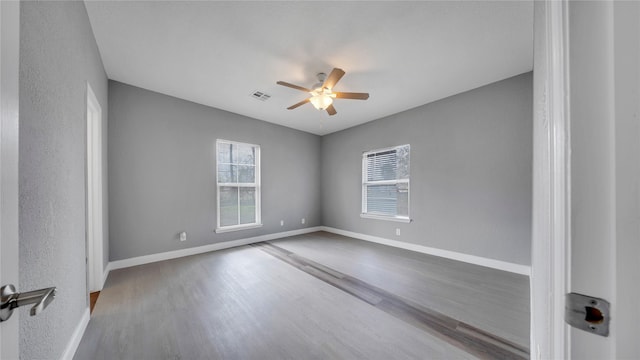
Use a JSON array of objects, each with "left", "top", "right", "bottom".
[
  {"left": 105, "top": 225, "right": 529, "bottom": 279},
  {"left": 320, "top": 226, "right": 531, "bottom": 276},
  {"left": 108, "top": 227, "right": 323, "bottom": 272},
  {"left": 59, "top": 308, "right": 90, "bottom": 360},
  {"left": 102, "top": 264, "right": 110, "bottom": 289}
]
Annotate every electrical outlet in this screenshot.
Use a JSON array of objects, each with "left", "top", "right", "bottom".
[
  {"left": 301, "top": 218, "right": 306, "bottom": 224},
  {"left": 280, "top": 220, "right": 284, "bottom": 226},
  {"left": 179, "top": 231, "right": 187, "bottom": 242},
  {"left": 395, "top": 228, "right": 401, "bottom": 236}
]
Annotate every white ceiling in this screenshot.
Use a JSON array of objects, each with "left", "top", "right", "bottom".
[{"left": 85, "top": 1, "right": 533, "bottom": 136}]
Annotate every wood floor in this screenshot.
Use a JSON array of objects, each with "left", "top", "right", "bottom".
[
  {"left": 74, "top": 232, "right": 529, "bottom": 360},
  {"left": 90, "top": 291, "right": 100, "bottom": 314}
]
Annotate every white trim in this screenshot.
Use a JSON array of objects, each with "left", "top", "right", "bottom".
[
  {"left": 0, "top": 1, "right": 21, "bottom": 358},
  {"left": 102, "top": 264, "right": 110, "bottom": 288},
  {"left": 215, "top": 223, "right": 263, "bottom": 234},
  {"left": 59, "top": 308, "right": 90, "bottom": 360},
  {"left": 360, "top": 213, "right": 411, "bottom": 223},
  {"left": 321, "top": 226, "right": 531, "bottom": 276},
  {"left": 216, "top": 139, "right": 261, "bottom": 148},
  {"left": 108, "top": 227, "right": 322, "bottom": 271},
  {"left": 549, "top": 0, "right": 571, "bottom": 357},
  {"left": 530, "top": 1, "right": 570, "bottom": 359},
  {"left": 86, "top": 82, "right": 104, "bottom": 292},
  {"left": 361, "top": 144, "right": 408, "bottom": 155}
]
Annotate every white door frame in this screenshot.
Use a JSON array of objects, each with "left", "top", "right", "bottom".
[
  {"left": 0, "top": 0, "right": 21, "bottom": 358},
  {"left": 530, "top": 1, "right": 571, "bottom": 359},
  {"left": 86, "top": 83, "right": 104, "bottom": 292}
]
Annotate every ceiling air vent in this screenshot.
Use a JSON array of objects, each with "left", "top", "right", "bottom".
[{"left": 250, "top": 90, "right": 271, "bottom": 101}]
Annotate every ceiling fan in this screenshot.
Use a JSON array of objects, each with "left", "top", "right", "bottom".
[{"left": 277, "top": 68, "right": 369, "bottom": 116}]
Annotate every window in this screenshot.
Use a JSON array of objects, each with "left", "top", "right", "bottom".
[
  {"left": 216, "top": 140, "right": 261, "bottom": 233},
  {"left": 361, "top": 144, "right": 410, "bottom": 222}
]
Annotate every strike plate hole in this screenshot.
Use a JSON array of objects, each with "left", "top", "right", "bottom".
[{"left": 585, "top": 306, "right": 604, "bottom": 324}]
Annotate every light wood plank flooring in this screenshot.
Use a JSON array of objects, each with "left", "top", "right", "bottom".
[
  {"left": 74, "top": 232, "right": 529, "bottom": 359},
  {"left": 272, "top": 232, "right": 530, "bottom": 349}
]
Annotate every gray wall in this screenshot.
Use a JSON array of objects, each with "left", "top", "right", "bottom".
[
  {"left": 19, "top": 1, "right": 108, "bottom": 359},
  {"left": 321, "top": 73, "right": 532, "bottom": 265},
  {"left": 108, "top": 81, "right": 321, "bottom": 261}
]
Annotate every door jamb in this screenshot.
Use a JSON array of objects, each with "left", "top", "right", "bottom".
[
  {"left": 86, "top": 83, "right": 104, "bottom": 293},
  {"left": 530, "top": 0, "right": 571, "bottom": 359}
]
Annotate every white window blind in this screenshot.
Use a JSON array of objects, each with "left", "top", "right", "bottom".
[
  {"left": 216, "top": 140, "right": 261, "bottom": 233},
  {"left": 362, "top": 144, "right": 410, "bottom": 222}
]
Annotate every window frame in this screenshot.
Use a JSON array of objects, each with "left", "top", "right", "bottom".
[
  {"left": 215, "top": 139, "right": 262, "bottom": 233},
  {"left": 361, "top": 144, "right": 411, "bottom": 223}
]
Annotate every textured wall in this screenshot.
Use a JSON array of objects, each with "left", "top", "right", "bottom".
[
  {"left": 108, "top": 81, "right": 321, "bottom": 261},
  {"left": 19, "top": 1, "right": 108, "bottom": 359},
  {"left": 321, "top": 73, "right": 533, "bottom": 265}
]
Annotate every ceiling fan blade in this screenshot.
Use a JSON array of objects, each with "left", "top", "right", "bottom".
[
  {"left": 326, "top": 104, "right": 337, "bottom": 116},
  {"left": 323, "top": 68, "right": 345, "bottom": 89},
  {"left": 287, "top": 98, "right": 310, "bottom": 110},
  {"left": 277, "top": 81, "right": 311, "bottom": 93},
  {"left": 334, "top": 92, "right": 370, "bottom": 100}
]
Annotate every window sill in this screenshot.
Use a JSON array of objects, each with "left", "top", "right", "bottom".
[
  {"left": 215, "top": 223, "right": 263, "bottom": 234},
  {"left": 360, "top": 214, "right": 411, "bottom": 223}
]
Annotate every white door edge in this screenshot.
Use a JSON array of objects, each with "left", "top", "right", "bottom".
[
  {"left": 86, "top": 82, "right": 104, "bottom": 292},
  {"left": 0, "top": 0, "right": 21, "bottom": 358}
]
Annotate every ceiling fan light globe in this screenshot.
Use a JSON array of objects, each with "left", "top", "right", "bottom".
[{"left": 310, "top": 94, "right": 333, "bottom": 110}]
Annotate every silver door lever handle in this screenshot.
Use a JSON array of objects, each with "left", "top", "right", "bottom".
[
  {"left": 17, "top": 286, "right": 56, "bottom": 316},
  {"left": 0, "top": 284, "right": 57, "bottom": 321}
]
